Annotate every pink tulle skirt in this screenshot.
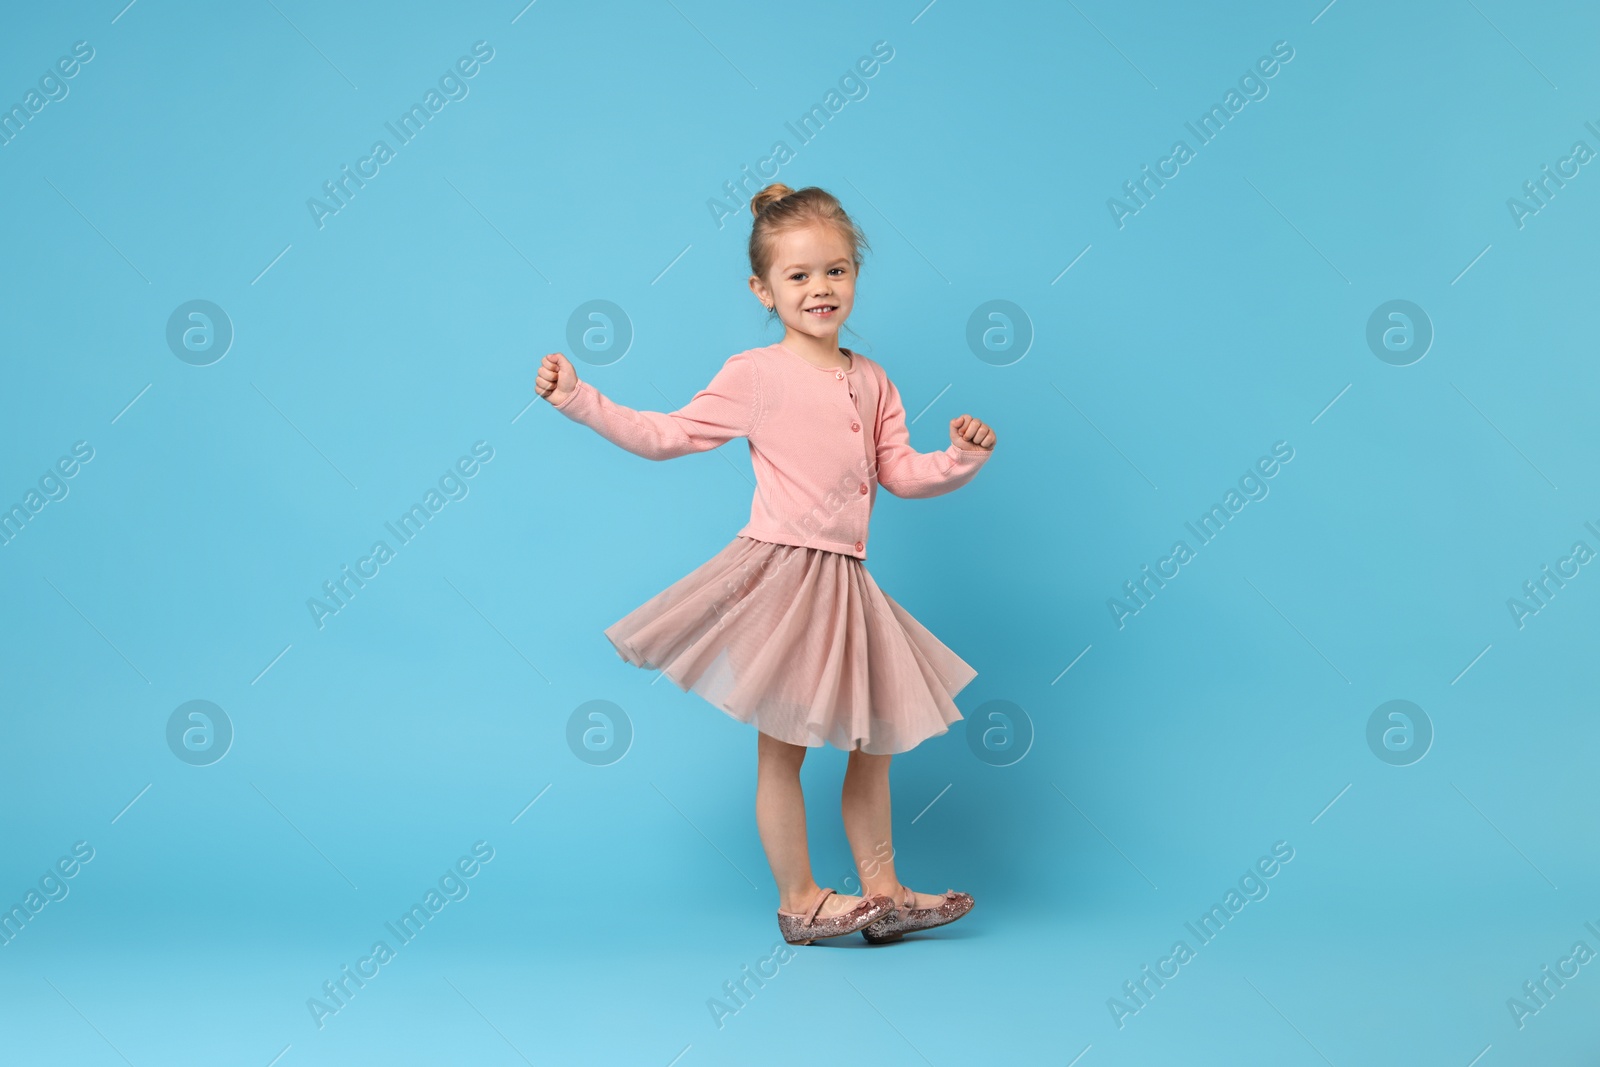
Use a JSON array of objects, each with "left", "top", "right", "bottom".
[{"left": 603, "top": 535, "right": 976, "bottom": 755}]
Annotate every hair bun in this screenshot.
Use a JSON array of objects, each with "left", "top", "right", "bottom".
[{"left": 750, "top": 183, "right": 794, "bottom": 218}]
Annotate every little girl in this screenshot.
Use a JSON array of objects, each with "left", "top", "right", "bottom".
[{"left": 536, "top": 183, "right": 997, "bottom": 945}]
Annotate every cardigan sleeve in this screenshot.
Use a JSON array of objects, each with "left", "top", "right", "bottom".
[
  {"left": 548, "top": 352, "right": 761, "bottom": 460},
  {"left": 872, "top": 372, "right": 992, "bottom": 498}
]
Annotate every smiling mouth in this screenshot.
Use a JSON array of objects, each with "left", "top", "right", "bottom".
[{"left": 805, "top": 305, "right": 837, "bottom": 316}]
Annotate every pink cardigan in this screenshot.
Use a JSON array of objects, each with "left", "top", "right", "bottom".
[{"left": 549, "top": 343, "right": 992, "bottom": 559}]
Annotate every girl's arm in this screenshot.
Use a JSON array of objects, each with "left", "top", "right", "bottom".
[
  {"left": 546, "top": 351, "right": 761, "bottom": 460},
  {"left": 873, "top": 374, "right": 993, "bottom": 498}
]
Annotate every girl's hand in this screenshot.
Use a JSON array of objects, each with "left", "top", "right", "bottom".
[
  {"left": 950, "top": 414, "right": 996, "bottom": 452},
  {"left": 536, "top": 352, "right": 578, "bottom": 406}
]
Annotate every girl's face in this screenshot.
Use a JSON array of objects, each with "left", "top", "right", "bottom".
[{"left": 750, "top": 223, "right": 857, "bottom": 344}]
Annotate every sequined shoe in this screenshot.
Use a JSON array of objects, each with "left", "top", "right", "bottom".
[
  {"left": 860, "top": 885, "right": 974, "bottom": 944},
  {"left": 776, "top": 887, "right": 896, "bottom": 946}
]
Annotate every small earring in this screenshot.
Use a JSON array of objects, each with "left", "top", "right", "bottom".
[{"left": 764, "top": 303, "right": 773, "bottom": 311}]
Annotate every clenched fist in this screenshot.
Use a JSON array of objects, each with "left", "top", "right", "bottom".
[
  {"left": 536, "top": 352, "right": 578, "bottom": 406},
  {"left": 951, "top": 414, "right": 996, "bottom": 453}
]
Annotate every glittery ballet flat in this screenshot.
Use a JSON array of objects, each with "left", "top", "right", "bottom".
[
  {"left": 776, "top": 887, "right": 896, "bottom": 946},
  {"left": 860, "top": 885, "right": 974, "bottom": 944}
]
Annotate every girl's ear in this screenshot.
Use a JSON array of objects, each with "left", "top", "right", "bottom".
[{"left": 748, "top": 274, "right": 772, "bottom": 308}]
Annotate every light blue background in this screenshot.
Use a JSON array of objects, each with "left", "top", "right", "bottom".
[{"left": 3, "top": 1, "right": 1597, "bottom": 1064}]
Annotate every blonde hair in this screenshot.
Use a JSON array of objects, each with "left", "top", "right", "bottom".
[{"left": 747, "top": 183, "right": 870, "bottom": 282}]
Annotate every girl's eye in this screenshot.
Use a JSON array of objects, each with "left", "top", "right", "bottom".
[
  {"left": 829, "top": 268, "right": 845, "bottom": 276},
  {"left": 789, "top": 273, "right": 805, "bottom": 281}
]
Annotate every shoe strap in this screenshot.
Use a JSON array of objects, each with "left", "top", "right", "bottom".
[
  {"left": 900, "top": 884, "right": 915, "bottom": 910},
  {"left": 805, "top": 886, "right": 836, "bottom": 925}
]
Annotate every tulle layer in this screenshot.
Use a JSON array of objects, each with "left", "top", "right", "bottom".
[{"left": 603, "top": 535, "right": 976, "bottom": 755}]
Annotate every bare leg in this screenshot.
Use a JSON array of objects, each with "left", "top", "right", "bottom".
[
  {"left": 757, "top": 731, "right": 867, "bottom": 916},
  {"left": 841, "top": 746, "right": 945, "bottom": 908}
]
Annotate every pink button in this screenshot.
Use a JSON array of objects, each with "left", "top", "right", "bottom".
[
  {"left": 850, "top": 422, "right": 860, "bottom": 432},
  {"left": 858, "top": 484, "right": 868, "bottom": 495},
  {"left": 854, "top": 541, "right": 864, "bottom": 551},
  {"left": 835, "top": 370, "right": 844, "bottom": 380}
]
